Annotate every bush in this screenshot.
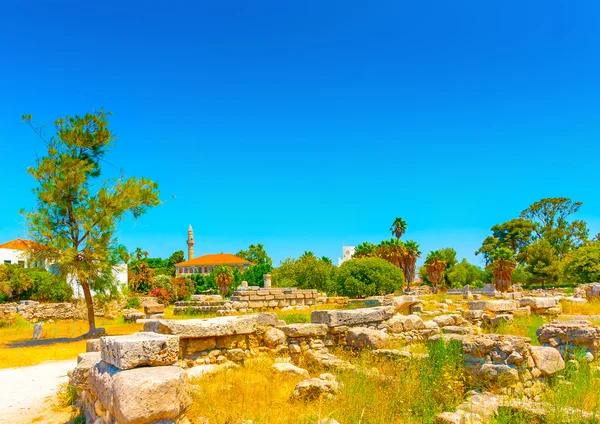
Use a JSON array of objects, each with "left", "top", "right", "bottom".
[
  {"left": 150, "top": 287, "right": 171, "bottom": 305},
  {"left": 29, "top": 270, "right": 73, "bottom": 302},
  {"left": 151, "top": 275, "right": 194, "bottom": 303},
  {"left": 272, "top": 255, "right": 336, "bottom": 294},
  {"left": 335, "top": 257, "right": 405, "bottom": 298},
  {"left": 125, "top": 297, "right": 141, "bottom": 309},
  {"left": 0, "top": 264, "right": 72, "bottom": 303}
]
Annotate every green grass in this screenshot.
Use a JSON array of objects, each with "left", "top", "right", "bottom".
[{"left": 485, "top": 314, "right": 546, "bottom": 344}]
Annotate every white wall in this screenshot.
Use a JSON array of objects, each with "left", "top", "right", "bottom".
[
  {"left": 337, "top": 246, "right": 356, "bottom": 266},
  {"left": 0, "top": 248, "right": 35, "bottom": 267},
  {"left": 69, "top": 263, "right": 129, "bottom": 298}
]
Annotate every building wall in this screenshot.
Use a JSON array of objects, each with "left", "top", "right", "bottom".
[
  {"left": 337, "top": 246, "right": 356, "bottom": 266},
  {"left": 176, "top": 263, "right": 250, "bottom": 276},
  {"left": 0, "top": 248, "right": 41, "bottom": 268},
  {"left": 69, "top": 263, "right": 129, "bottom": 298}
]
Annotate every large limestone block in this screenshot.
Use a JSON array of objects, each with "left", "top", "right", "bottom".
[
  {"left": 346, "top": 327, "right": 389, "bottom": 349},
  {"left": 264, "top": 327, "right": 286, "bottom": 347},
  {"left": 311, "top": 307, "right": 395, "bottom": 327},
  {"left": 71, "top": 352, "right": 102, "bottom": 390},
  {"left": 392, "top": 295, "right": 423, "bottom": 312},
  {"left": 89, "top": 361, "right": 190, "bottom": 424},
  {"left": 144, "top": 314, "right": 261, "bottom": 338},
  {"left": 468, "top": 300, "right": 516, "bottom": 313},
  {"left": 387, "top": 314, "right": 425, "bottom": 333},
  {"left": 519, "top": 297, "right": 559, "bottom": 310},
  {"left": 144, "top": 304, "right": 165, "bottom": 315},
  {"left": 273, "top": 362, "right": 310, "bottom": 379},
  {"left": 101, "top": 332, "right": 179, "bottom": 370},
  {"left": 280, "top": 324, "right": 329, "bottom": 338},
  {"left": 530, "top": 346, "right": 565, "bottom": 376}
]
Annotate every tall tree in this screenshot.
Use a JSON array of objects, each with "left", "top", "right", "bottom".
[
  {"left": 236, "top": 243, "right": 272, "bottom": 266},
  {"left": 390, "top": 217, "right": 408, "bottom": 240},
  {"left": 213, "top": 265, "right": 234, "bottom": 296},
  {"left": 476, "top": 218, "right": 536, "bottom": 265},
  {"left": 400, "top": 240, "right": 421, "bottom": 290},
  {"left": 22, "top": 110, "right": 160, "bottom": 336},
  {"left": 488, "top": 248, "right": 516, "bottom": 292},
  {"left": 424, "top": 250, "right": 447, "bottom": 294},
  {"left": 168, "top": 250, "right": 185, "bottom": 266},
  {"left": 563, "top": 241, "right": 600, "bottom": 284},
  {"left": 520, "top": 197, "right": 588, "bottom": 258},
  {"left": 524, "top": 239, "right": 560, "bottom": 289}
]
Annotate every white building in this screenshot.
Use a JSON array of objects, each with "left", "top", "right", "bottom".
[
  {"left": 338, "top": 246, "right": 356, "bottom": 266},
  {"left": 0, "top": 238, "right": 128, "bottom": 298},
  {"left": 0, "top": 239, "right": 45, "bottom": 267}
]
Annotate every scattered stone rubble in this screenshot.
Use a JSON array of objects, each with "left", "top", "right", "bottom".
[
  {"left": 574, "top": 282, "right": 600, "bottom": 301},
  {"left": 66, "top": 290, "right": 600, "bottom": 423},
  {"left": 537, "top": 319, "right": 600, "bottom": 360}
]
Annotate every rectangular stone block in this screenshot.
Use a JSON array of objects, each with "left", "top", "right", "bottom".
[
  {"left": 280, "top": 323, "right": 328, "bottom": 338},
  {"left": 248, "top": 301, "right": 264, "bottom": 308},
  {"left": 519, "top": 297, "right": 559, "bottom": 310},
  {"left": 143, "top": 315, "right": 260, "bottom": 338},
  {"left": 274, "top": 294, "right": 285, "bottom": 300},
  {"left": 89, "top": 361, "right": 190, "bottom": 424},
  {"left": 311, "top": 307, "right": 395, "bottom": 327},
  {"left": 100, "top": 332, "right": 179, "bottom": 370},
  {"left": 264, "top": 295, "right": 274, "bottom": 300},
  {"left": 249, "top": 295, "right": 262, "bottom": 301},
  {"left": 144, "top": 304, "right": 164, "bottom": 315},
  {"left": 468, "top": 300, "right": 516, "bottom": 312}
]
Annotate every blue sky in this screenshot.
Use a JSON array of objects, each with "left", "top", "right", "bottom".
[{"left": 1, "top": 1, "right": 599, "bottom": 267}]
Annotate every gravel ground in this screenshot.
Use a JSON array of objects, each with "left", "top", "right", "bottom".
[{"left": 0, "top": 359, "right": 77, "bottom": 423}]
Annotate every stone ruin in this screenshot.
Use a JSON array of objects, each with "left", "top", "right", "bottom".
[
  {"left": 173, "top": 288, "right": 349, "bottom": 316},
  {"left": 69, "top": 293, "right": 599, "bottom": 424},
  {"left": 573, "top": 282, "right": 600, "bottom": 301},
  {"left": 537, "top": 319, "right": 600, "bottom": 361}
]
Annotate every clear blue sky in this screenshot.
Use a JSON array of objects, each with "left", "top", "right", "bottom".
[{"left": 1, "top": 1, "right": 599, "bottom": 267}]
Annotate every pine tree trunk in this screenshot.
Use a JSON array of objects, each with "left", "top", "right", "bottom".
[{"left": 81, "top": 280, "right": 97, "bottom": 338}]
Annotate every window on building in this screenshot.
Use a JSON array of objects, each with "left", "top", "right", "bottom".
[
  {"left": 17, "top": 261, "right": 25, "bottom": 267},
  {"left": 3, "top": 260, "right": 10, "bottom": 264}
]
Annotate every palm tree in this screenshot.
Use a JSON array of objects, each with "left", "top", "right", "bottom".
[
  {"left": 425, "top": 250, "right": 447, "bottom": 294},
  {"left": 401, "top": 240, "right": 421, "bottom": 290},
  {"left": 354, "top": 242, "right": 377, "bottom": 258},
  {"left": 377, "top": 239, "right": 403, "bottom": 268},
  {"left": 390, "top": 217, "right": 408, "bottom": 240},
  {"left": 213, "top": 265, "right": 234, "bottom": 296},
  {"left": 488, "top": 248, "right": 516, "bottom": 292}
]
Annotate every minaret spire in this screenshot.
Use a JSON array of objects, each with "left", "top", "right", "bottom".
[{"left": 187, "top": 224, "right": 195, "bottom": 260}]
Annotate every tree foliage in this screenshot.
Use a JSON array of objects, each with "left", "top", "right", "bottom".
[
  {"left": 335, "top": 257, "right": 405, "bottom": 298},
  {"left": 488, "top": 248, "right": 516, "bottom": 292},
  {"left": 22, "top": 110, "right": 160, "bottom": 336},
  {"left": 524, "top": 238, "right": 561, "bottom": 289},
  {"left": 236, "top": 243, "right": 272, "bottom": 266},
  {"left": 390, "top": 217, "right": 408, "bottom": 240},
  {"left": 0, "top": 264, "right": 73, "bottom": 303},
  {"left": 424, "top": 250, "right": 447, "bottom": 293},
  {"left": 520, "top": 197, "right": 588, "bottom": 258},
  {"left": 562, "top": 241, "right": 600, "bottom": 284},
  {"left": 272, "top": 255, "right": 336, "bottom": 294}
]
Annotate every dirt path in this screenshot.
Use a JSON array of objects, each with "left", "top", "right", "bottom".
[{"left": 0, "top": 359, "right": 77, "bottom": 423}]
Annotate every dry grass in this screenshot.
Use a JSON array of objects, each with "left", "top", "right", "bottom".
[
  {"left": 187, "top": 340, "right": 466, "bottom": 424},
  {"left": 560, "top": 298, "right": 600, "bottom": 316},
  {"left": 0, "top": 316, "right": 141, "bottom": 369}
]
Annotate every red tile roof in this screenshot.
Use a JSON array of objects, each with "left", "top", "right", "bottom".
[
  {"left": 0, "top": 239, "right": 45, "bottom": 250},
  {"left": 175, "top": 253, "right": 253, "bottom": 267}
]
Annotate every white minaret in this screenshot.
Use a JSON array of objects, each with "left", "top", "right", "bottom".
[{"left": 187, "top": 225, "right": 195, "bottom": 260}]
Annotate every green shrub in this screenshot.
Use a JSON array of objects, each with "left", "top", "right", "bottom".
[
  {"left": 125, "top": 297, "right": 141, "bottom": 309},
  {"left": 335, "top": 257, "right": 405, "bottom": 298},
  {"left": 29, "top": 270, "right": 73, "bottom": 302}
]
